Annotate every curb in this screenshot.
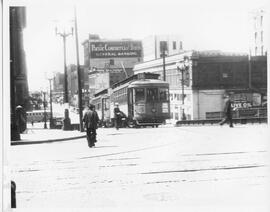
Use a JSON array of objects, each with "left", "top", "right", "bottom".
[{"left": 11, "top": 135, "right": 86, "bottom": 146}]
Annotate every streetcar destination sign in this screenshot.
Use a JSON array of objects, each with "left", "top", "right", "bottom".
[{"left": 90, "top": 41, "right": 142, "bottom": 58}]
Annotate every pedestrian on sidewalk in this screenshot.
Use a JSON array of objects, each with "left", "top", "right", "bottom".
[
  {"left": 219, "top": 94, "right": 234, "bottom": 128},
  {"left": 82, "top": 104, "right": 99, "bottom": 148},
  {"left": 92, "top": 105, "right": 100, "bottom": 144},
  {"left": 114, "top": 103, "right": 122, "bottom": 130}
]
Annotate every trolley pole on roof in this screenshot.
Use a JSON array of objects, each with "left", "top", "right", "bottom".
[
  {"left": 74, "top": 6, "right": 84, "bottom": 132},
  {"left": 160, "top": 41, "right": 167, "bottom": 81}
]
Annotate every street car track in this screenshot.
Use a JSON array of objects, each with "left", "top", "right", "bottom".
[{"left": 141, "top": 164, "right": 265, "bottom": 175}]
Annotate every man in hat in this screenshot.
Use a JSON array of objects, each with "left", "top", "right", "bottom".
[
  {"left": 82, "top": 104, "right": 99, "bottom": 147},
  {"left": 114, "top": 103, "right": 121, "bottom": 130},
  {"left": 219, "top": 94, "right": 234, "bottom": 127}
]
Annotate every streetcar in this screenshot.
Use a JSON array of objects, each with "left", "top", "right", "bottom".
[
  {"left": 26, "top": 110, "right": 51, "bottom": 123},
  {"left": 90, "top": 90, "right": 111, "bottom": 127},
  {"left": 91, "top": 73, "right": 170, "bottom": 127}
]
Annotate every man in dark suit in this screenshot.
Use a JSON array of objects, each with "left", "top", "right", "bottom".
[
  {"left": 114, "top": 103, "right": 121, "bottom": 130},
  {"left": 82, "top": 104, "right": 99, "bottom": 148},
  {"left": 219, "top": 95, "right": 234, "bottom": 127}
]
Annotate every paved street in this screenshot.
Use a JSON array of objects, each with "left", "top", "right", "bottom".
[{"left": 10, "top": 124, "right": 270, "bottom": 211}]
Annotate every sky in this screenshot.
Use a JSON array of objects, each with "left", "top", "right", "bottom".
[{"left": 8, "top": 0, "right": 268, "bottom": 91}]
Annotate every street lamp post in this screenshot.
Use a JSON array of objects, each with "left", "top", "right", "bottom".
[
  {"left": 55, "top": 26, "right": 73, "bottom": 130},
  {"left": 43, "top": 91, "right": 48, "bottom": 129},
  {"left": 48, "top": 78, "right": 54, "bottom": 128},
  {"left": 176, "top": 56, "right": 190, "bottom": 120}
]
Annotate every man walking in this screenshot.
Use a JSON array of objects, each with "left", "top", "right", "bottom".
[
  {"left": 114, "top": 103, "right": 121, "bottom": 130},
  {"left": 219, "top": 94, "right": 234, "bottom": 128},
  {"left": 83, "top": 104, "right": 99, "bottom": 148}
]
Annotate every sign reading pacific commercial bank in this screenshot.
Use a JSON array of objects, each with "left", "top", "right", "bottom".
[{"left": 90, "top": 41, "right": 142, "bottom": 58}]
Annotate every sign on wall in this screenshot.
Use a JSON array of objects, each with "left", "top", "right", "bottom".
[{"left": 90, "top": 41, "right": 142, "bottom": 58}]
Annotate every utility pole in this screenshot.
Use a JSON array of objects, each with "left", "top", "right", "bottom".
[
  {"left": 248, "top": 49, "right": 252, "bottom": 89},
  {"left": 176, "top": 56, "right": 189, "bottom": 121},
  {"left": 74, "top": 6, "right": 84, "bottom": 132},
  {"left": 48, "top": 78, "right": 54, "bottom": 129},
  {"left": 43, "top": 92, "right": 47, "bottom": 129},
  {"left": 160, "top": 41, "right": 167, "bottom": 81},
  {"left": 55, "top": 26, "right": 73, "bottom": 130}
]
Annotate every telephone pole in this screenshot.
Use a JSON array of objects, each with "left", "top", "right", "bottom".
[{"left": 55, "top": 26, "right": 73, "bottom": 130}]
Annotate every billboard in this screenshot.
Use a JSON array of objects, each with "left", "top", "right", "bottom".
[{"left": 90, "top": 41, "right": 142, "bottom": 58}]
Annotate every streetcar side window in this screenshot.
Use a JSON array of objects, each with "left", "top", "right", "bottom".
[
  {"left": 160, "top": 88, "right": 169, "bottom": 101},
  {"left": 147, "top": 88, "right": 158, "bottom": 101},
  {"left": 135, "top": 88, "right": 145, "bottom": 102}
]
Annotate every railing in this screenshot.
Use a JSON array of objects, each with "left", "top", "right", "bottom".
[
  {"left": 176, "top": 107, "right": 267, "bottom": 126},
  {"left": 205, "top": 107, "right": 267, "bottom": 119}
]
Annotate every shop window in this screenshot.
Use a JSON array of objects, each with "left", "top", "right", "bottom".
[
  {"left": 109, "top": 59, "right": 114, "bottom": 65},
  {"left": 175, "top": 112, "right": 179, "bottom": 120},
  {"left": 179, "top": 41, "right": 183, "bottom": 50},
  {"left": 173, "top": 41, "right": 176, "bottom": 50},
  {"left": 255, "top": 32, "right": 257, "bottom": 43}
]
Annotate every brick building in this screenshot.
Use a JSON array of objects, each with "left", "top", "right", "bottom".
[
  {"left": 82, "top": 34, "right": 143, "bottom": 98},
  {"left": 134, "top": 50, "right": 267, "bottom": 121}
]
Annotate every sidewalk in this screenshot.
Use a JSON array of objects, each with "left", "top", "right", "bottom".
[{"left": 11, "top": 123, "right": 86, "bottom": 146}]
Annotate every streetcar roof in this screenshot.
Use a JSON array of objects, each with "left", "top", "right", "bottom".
[
  {"left": 27, "top": 110, "right": 45, "bottom": 113},
  {"left": 128, "top": 79, "right": 169, "bottom": 88}
]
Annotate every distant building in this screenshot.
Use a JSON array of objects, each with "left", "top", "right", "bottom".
[
  {"left": 53, "top": 72, "right": 64, "bottom": 94},
  {"left": 249, "top": 8, "right": 267, "bottom": 56},
  {"left": 82, "top": 34, "right": 143, "bottom": 98},
  {"left": 134, "top": 50, "right": 267, "bottom": 121},
  {"left": 143, "top": 34, "right": 183, "bottom": 62}
]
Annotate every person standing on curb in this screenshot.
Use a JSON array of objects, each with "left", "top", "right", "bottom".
[
  {"left": 114, "top": 103, "right": 121, "bottom": 130},
  {"left": 82, "top": 104, "right": 99, "bottom": 148},
  {"left": 92, "top": 105, "right": 100, "bottom": 144},
  {"left": 219, "top": 94, "right": 234, "bottom": 128}
]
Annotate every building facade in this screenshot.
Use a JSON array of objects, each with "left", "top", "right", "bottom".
[
  {"left": 249, "top": 8, "right": 268, "bottom": 56},
  {"left": 10, "top": 7, "right": 29, "bottom": 140},
  {"left": 53, "top": 72, "right": 64, "bottom": 103},
  {"left": 82, "top": 34, "right": 143, "bottom": 98},
  {"left": 143, "top": 34, "right": 183, "bottom": 62},
  {"left": 134, "top": 50, "right": 267, "bottom": 121}
]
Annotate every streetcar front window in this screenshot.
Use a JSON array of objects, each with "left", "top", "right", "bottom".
[
  {"left": 160, "top": 88, "right": 169, "bottom": 101},
  {"left": 135, "top": 88, "right": 145, "bottom": 102},
  {"left": 147, "top": 88, "right": 158, "bottom": 101},
  {"left": 104, "top": 99, "right": 109, "bottom": 110}
]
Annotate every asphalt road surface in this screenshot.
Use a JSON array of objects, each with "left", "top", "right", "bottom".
[{"left": 10, "top": 124, "right": 270, "bottom": 211}]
